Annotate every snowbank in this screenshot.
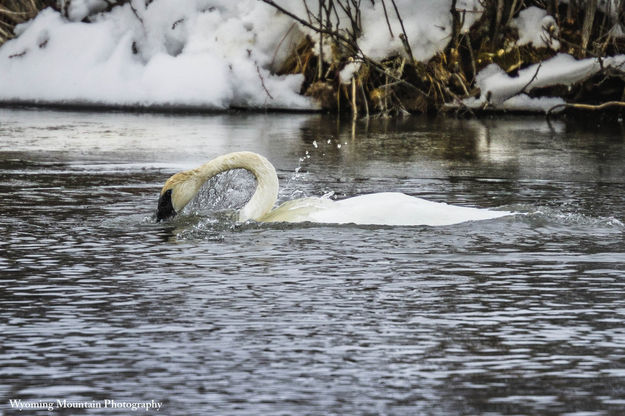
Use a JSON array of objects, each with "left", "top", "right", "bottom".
[
  {"left": 512, "top": 6, "right": 559, "bottom": 50},
  {"left": 459, "top": 4, "right": 625, "bottom": 114},
  {"left": 0, "top": 1, "right": 312, "bottom": 110},
  {"left": 282, "top": 0, "right": 482, "bottom": 69},
  {"left": 3, "top": 0, "right": 621, "bottom": 114},
  {"left": 463, "top": 54, "right": 625, "bottom": 113},
  {"left": 355, "top": 0, "right": 482, "bottom": 62},
  {"left": 0, "top": 0, "right": 483, "bottom": 111}
]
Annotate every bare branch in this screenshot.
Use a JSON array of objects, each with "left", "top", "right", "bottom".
[
  {"left": 389, "top": 0, "right": 415, "bottom": 64},
  {"left": 379, "top": 0, "right": 394, "bottom": 37},
  {"left": 256, "top": 64, "right": 274, "bottom": 100},
  {"left": 520, "top": 62, "right": 542, "bottom": 95},
  {"left": 547, "top": 100, "right": 625, "bottom": 117},
  {"left": 260, "top": 0, "right": 424, "bottom": 94}
]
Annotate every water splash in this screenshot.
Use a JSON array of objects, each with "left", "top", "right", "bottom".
[
  {"left": 182, "top": 169, "right": 257, "bottom": 216},
  {"left": 510, "top": 204, "right": 624, "bottom": 236}
]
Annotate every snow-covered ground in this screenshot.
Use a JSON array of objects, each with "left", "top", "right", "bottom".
[
  {"left": 0, "top": 0, "right": 484, "bottom": 110},
  {"left": 464, "top": 54, "right": 625, "bottom": 113},
  {"left": 0, "top": 0, "right": 623, "bottom": 112},
  {"left": 0, "top": 1, "right": 311, "bottom": 110}
]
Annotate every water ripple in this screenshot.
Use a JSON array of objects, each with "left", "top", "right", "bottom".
[{"left": 3, "top": 111, "right": 625, "bottom": 415}]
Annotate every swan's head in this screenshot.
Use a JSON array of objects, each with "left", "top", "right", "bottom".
[
  {"left": 156, "top": 170, "right": 201, "bottom": 222},
  {"left": 156, "top": 188, "right": 176, "bottom": 221}
]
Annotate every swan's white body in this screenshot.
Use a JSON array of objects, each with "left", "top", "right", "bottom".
[
  {"left": 264, "top": 192, "right": 510, "bottom": 226},
  {"left": 158, "top": 151, "right": 511, "bottom": 226}
]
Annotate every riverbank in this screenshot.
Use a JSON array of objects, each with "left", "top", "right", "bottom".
[{"left": 1, "top": 1, "right": 624, "bottom": 117}]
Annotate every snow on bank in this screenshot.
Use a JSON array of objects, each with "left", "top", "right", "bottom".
[
  {"left": 2, "top": 0, "right": 621, "bottom": 113},
  {"left": 0, "top": 1, "right": 311, "bottom": 110},
  {"left": 464, "top": 54, "right": 625, "bottom": 113},
  {"left": 512, "top": 6, "right": 559, "bottom": 50},
  {"left": 340, "top": 0, "right": 482, "bottom": 62},
  {"left": 462, "top": 5, "right": 625, "bottom": 113},
  {"left": 0, "top": 0, "right": 482, "bottom": 110}
]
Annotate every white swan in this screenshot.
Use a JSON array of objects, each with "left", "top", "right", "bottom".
[{"left": 156, "top": 151, "right": 512, "bottom": 225}]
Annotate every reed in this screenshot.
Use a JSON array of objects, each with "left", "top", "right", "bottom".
[{"left": 266, "top": 0, "right": 625, "bottom": 116}]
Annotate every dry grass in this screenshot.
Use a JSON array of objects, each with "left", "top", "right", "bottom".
[
  {"left": 0, "top": 0, "right": 50, "bottom": 45},
  {"left": 267, "top": 0, "right": 625, "bottom": 117}
]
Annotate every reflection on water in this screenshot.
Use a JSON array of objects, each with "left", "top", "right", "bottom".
[{"left": 1, "top": 108, "right": 625, "bottom": 415}]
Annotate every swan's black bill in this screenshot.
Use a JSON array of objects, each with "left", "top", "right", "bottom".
[{"left": 156, "top": 189, "right": 176, "bottom": 222}]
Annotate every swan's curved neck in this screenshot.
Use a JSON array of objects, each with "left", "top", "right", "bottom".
[{"left": 195, "top": 152, "right": 279, "bottom": 221}]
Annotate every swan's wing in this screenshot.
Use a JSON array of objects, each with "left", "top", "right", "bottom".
[
  {"left": 309, "top": 192, "right": 511, "bottom": 226},
  {"left": 258, "top": 197, "right": 335, "bottom": 223},
  {"left": 259, "top": 192, "right": 511, "bottom": 226}
]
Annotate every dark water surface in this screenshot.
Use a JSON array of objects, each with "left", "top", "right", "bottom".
[{"left": 1, "top": 108, "right": 625, "bottom": 415}]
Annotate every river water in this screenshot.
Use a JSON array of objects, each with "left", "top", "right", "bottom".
[{"left": 1, "top": 108, "right": 625, "bottom": 415}]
